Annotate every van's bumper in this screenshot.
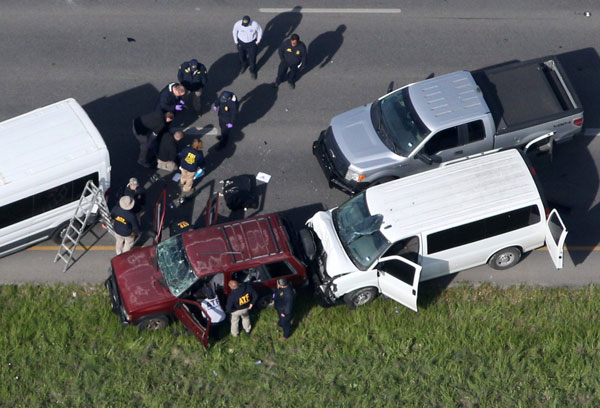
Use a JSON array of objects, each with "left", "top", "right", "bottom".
[
  {"left": 312, "top": 130, "right": 360, "bottom": 195},
  {"left": 105, "top": 272, "right": 130, "bottom": 326}
]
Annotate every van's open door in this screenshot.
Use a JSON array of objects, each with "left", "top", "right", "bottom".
[
  {"left": 173, "top": 301, "right": 211, "bottom": 348},
  {"left": 375, "top": 255, "right": 422, "bottom": 311},
  {"left": 545, "top": 209, "right": 568, "bottom": 269}
]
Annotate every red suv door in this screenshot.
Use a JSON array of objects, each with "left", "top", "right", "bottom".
[{"left": 173, "top": 300, "right": 211, "bottom": 347}]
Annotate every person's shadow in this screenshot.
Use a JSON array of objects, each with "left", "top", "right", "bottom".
[
  {"left": 256, "top": 6, "right": 303, "bottom": 72},
  {"left": 237, "top": 83, "right": 279, "bottom": 130},
  {"left": 200, "top": 53, "right": 240, "bottom": 115},
  {"left": 303, "top": 25, "right": 346, "bottom": 75}
]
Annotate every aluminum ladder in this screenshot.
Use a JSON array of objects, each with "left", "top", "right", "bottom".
[{"left": 54, "top": 180, "right": 114, "bottom": 272}]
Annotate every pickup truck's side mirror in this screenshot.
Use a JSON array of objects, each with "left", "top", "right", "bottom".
[
  {"left": 414, "top": 152, "right": 442, "bottom": 165},
  {"left": 387, "top": 81, "right": 394, "bottom": 94}
]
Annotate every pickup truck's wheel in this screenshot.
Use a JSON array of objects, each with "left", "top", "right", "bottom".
[
  {"left": 256, "top": 295, "right": 274, "bottom": 309},
  {"left": 488, "top": 247, "right": 522, "bottom": 270},
  {"left": 135, "top": 315, "right": 169, "bottom": 331},
  {"left": 369, "top": 177, "right": 397, "bottom": 188},
  {"left": 343, "top": 287, "right": 378, "bottom": 309}
]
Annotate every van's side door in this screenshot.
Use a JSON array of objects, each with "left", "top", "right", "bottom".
[
  {"left": 173, "top": 300, "right": 211, "bottom": 347},
  {"left": 374, "top": 256, "right": 422, "bottom": 311},
  {"left": 545, "top": 209, "right": 568, "bottom": 269}
]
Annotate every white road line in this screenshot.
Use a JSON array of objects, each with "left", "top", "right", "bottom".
[
  {"left": 259, "top": 8, "right": 401, "bottom": 14},
  {"left": 583, "top": 128, "right": 600, "bottom": 137}
]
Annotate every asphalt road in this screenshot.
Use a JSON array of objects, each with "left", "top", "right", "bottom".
[{"left": 2, "top": 0, "right": 600, "bottom": 290}]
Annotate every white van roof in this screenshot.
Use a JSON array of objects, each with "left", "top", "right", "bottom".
[
  {"left": 0, "top": 98, "right": 106, "bottom": 186},
  {"left": 366, "top": 149, "right": 541, "bottom": 242}
]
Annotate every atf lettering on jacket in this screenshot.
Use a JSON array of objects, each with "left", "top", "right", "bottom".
[
  {"left": 177, "top": 221, "right": 190, "bottom": 228},
  {"left": 115, "top": 216, "right": 127, "bottom": 225},
  {"left": 184, "top": 152, "right": 196, "bottom": 165},
  {"left": 238, "top": 293, "right": 250, "bottom": 306}
]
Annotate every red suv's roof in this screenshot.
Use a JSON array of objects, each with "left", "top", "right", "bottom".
[{"left": 183, "top": 213, "right": 290, "bottom": 277}]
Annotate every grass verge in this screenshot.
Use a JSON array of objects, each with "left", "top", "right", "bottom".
[{"left": 0, "top": 283, "right": 599, "bottom": 407}]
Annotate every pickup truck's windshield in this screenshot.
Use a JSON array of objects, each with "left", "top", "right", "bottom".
[
  {"left": 332, "top": 193, "right": 390, "bottom": 271},
  {"left": 156, "top": 235, "right": 197, "bottom": 297},
  {"left": 373, "top": 88, "right": 430, "bottom": 156}
]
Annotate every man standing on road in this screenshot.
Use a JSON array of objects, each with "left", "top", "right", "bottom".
[
  {"left": 274, "top": 278, "right": 295, "bottom": 340},
  {"left": 156, "top": 83, "right": 187, "bottom": 114},
  {"left": 177, "top": 138, "right": 205, "bottom": 204},
  {"left": 177, "top": 59, "right": 208, "bottom": 113},
  {"left": 225, "top": 279, "right": 257, "bottom": 337},
  {"left": 132, "top": 111, "right": 174, "bottom": 167},
  {"left": 111, "top": 196, "right": 140, "bottom": 255},
  {"left": 273, "top": 33, "right": 306, "bottom": 89},
  {"left": 213, "top": 91, "right": 238, "bottom": 148},
  {"left": 233, "top": 15, "right": 263, "bottom": 79}
]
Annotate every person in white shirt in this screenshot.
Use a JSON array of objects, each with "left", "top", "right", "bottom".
[
  {"left": 232, "top": 15, "right": 263, "bottom": 79},
  {"left": 200, "top": 286, "right": 226, "bottom": 339}
]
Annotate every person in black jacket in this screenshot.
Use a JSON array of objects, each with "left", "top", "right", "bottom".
[
  {"left": 225, "top": 279, "right": 257, "bottom": 337},
  {"left": 177, "top": 138, "right": 205, "bottom": 203},
  {"left": 213, "top": 91, "right": 238, "bottom": 148},
  {"left": 147, "top": 130, "right": 184, "bottom": 186},
  {"left": 111, "top": 196, "right": 140, "bottom": 255},
  {"left": 132, "top": 111, "right": 174, "bottom": 167},
  {"left": 274, "top": 278, "right": 295, "bottom": 340},
  {"left": 177, "top": 59, "right": 208, "bottom": 113},
  {"left": 273, "top": 33, "right": 307, "bottom": 89},
  {"left": 156, "top": 83, "right": 187, "bottom": 113}
]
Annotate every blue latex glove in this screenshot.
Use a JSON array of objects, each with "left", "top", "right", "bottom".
[
  {"left": 212, "top": 106, "right": 217, "bottom": 111},
  {"left": 175, "top": 105, "right": 184, "bottom": 111},
  {"left": 179, "top": 99, "right": 185, "bottom": 105},
  {"left": 226, "top": 123, "right": 233, "bottom": 129}
]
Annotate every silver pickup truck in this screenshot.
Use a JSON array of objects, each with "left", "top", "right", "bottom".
[{"left": 313, "top": 56, "right": 583, "bottom": 194}]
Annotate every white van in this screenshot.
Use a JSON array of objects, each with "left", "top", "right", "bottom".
[
  {"left": 306, "top": 149, "right": 567, "bottom": 311},
  {"left": 0, "top": 99, "right": 111, "bottom": 257}
]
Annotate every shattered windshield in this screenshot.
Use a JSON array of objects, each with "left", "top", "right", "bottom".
[
  {"left": 375, "top": 88, "right": 430, "bottom": 156},
  {"left": 156, "top": 235, "right": 197, "bottom": 297},
  {"left": 332, "top": 193, "right": 390, "bottom": 270}
]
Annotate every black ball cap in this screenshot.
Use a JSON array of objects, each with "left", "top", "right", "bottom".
[{"left": 242, "top": 15, "right": 250, "bottom": 26}]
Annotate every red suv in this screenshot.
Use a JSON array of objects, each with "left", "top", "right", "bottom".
[{"left": 106, "top": 212, "right": 312, "bottom": 346}]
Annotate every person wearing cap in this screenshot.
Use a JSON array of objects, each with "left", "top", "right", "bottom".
[
  {"left": 274, "top": 278, "right": 295, "bottom": 340},
  {"left": 110, "top": 195, "right": 140, "bottom": 255},
  {"left": 121, "top": 177, "right": 145, "bottom": 213},
  {"left": 232, "top": 15, "right": 263, "bottom": 79},
  {"left": 213, "top": 91, "right": 238, "bottom": 148},
  {"left": 177, "top": 138, "right": 205, "bottom": 203},
  {"left": 225, "top": 279, "right": 257, "bottom": 337},
  {"left": 273, "top": 33, "right": 307, "bottom": 89},
  {"left": 177, "top": 59, "right": 208, "bottom": 113}
]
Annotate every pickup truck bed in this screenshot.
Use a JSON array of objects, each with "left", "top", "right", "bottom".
[{"left": 472, "top": 57, "right": 581, "bottom": 135}]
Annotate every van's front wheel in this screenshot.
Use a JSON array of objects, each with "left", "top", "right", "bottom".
[
  {"left": 51, "top": 222, "right": 70, "bottom": 244},
  {"left": 343, "top": 287, "right": 378, "bottom": 309},
  {"left": 488, "top": 247, "right": 521, "bottom": 270}
]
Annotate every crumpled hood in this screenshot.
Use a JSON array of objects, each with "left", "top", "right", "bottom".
[
  {"left": 307, "top": 210, "right": 358, "bottom": 278},
  {"left": 330, "top": 104, "right": 395, "bottom": 168},
  {"left": 111, "top": 246, "right": 174, "bottom": 312}
]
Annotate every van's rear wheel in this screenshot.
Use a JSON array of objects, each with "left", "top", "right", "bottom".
[
  {"left": 51, "top": 222, "right": 70, "bottom": 244},
  {"left": 488, "top": 247, "right": 521, "bottom": 270},
  {"left": 343, "top": 287, "right": 378, "bottom": 309},
  {"left": 135, "top": 315, "right": 169, "bottom": 331}
]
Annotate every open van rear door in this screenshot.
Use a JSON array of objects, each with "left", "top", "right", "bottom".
[
  {"left": 545, "top": 209, "right": 568, "bottom": 269},
  {"left": 375, "top": 255, "right": 422, "bottom": 311},
  {"left": 173, "top": 301, "right": 211, "bottom": 348}
]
